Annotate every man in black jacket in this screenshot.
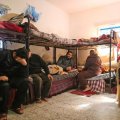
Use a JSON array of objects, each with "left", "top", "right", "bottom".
[
  {"left": 0, "top": 48, "right": 29, "bottom": 120},
  {"left": 28, "top": 51, "right": 53, "bottom": 102}
]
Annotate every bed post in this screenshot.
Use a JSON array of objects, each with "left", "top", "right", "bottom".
[
  {"left": 53, "top": 47, "right": 56, "bottom": 64},
  {"left": 24, "top": 15, "right": 30, "bottom": 50},
  {"left": 76, "top": 47, "right": 78, "bottom": 68},
  {"left": 108, "top": 30, "right": 112, "bottom": 92},
  {"left": 24, "top": 15, "right": 30, "bottom": 77},
  {"left": 116, "top": 34, "right": 120, "bottom": 107}
]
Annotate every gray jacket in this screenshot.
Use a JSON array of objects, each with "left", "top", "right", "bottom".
[{"left": 57, "top": 56, "right": 74, "bottom": 71}]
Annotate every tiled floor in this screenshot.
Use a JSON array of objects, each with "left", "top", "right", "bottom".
[{"left": 8, "top": 91, "right": 120, "bottom": 120}]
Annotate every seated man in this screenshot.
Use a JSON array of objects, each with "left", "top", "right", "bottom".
[
  {"left": 77, "top": 50, "right": 102, "bottom": 91},
  {"left": 0, "top": 76, "right": 9, "bottom": 120},
  {"left": 28, "top": 50, "right": 53, "bottom": 103},
  {"left": 57, "top": 51, "right": 75, "bottom": 72},
  {"left": 0, "top": 48, "right": 29, "bottom": 120}
]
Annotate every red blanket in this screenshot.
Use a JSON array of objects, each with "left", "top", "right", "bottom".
[
  {"left": 70, "top": 90, "right": 96, "bottom": 97},
  {"left": 0, "top": 21, "right": 23, "bottom": 32}
]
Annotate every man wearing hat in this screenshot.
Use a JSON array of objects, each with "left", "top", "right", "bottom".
[{"left": 0, "top": 47, "right": 29, "bottom": 120}]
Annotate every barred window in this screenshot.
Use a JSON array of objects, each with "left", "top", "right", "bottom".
[
  {"left": 0, "top": 40, "right": 3, "bottom": 49},
  {"left": 98, "top": 24, "right": 120, "bottom": 37}
]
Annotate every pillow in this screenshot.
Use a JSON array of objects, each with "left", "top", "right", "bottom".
[
  {"left": 0, "top": 13, "right": 18, "bottom": 21},
  {"left": 48, "top": 65, "right": 63, "bottom": 75},
  {"left": 8, "top": 13, "right": 24, "bottom": 25},
  {"left": 0, "top": 13, "right": 24, "bottom": 25}
]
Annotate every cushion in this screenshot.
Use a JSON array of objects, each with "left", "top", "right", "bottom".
[
  {"left": 48, "top": 64, "right": 63, "bottom": 75},
  {"left": 0, "top": 13, "right": 17, "bottom": 21},
  {"left": 8, "top": 13, "right": 24, "bottom": 25},
  {"left": 0, "top": 13, "right": 24, "bottom": 25}
]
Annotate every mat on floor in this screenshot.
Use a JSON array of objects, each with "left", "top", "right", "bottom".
[
  {"left": 111, "top": 86, "right": 117, "bottom": 94},
  {"left": 70, "top": 90, "right": 96, "bottom": 97}
]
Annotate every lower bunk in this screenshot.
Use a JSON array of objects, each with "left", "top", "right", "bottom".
[
  {"left": 7, "top": 71, "right": 78, "bottom": 106},
  {"left": 86, "top": 71, "right": 116, "bottom": 93},
  {"left": 49, "top": 77, "right": 76, "bottom": 97},
  {"left": 49, "top": 71, "right": 78, "bottom": 97}
]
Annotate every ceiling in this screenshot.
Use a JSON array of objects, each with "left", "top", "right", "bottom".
[{"left": 46, "top": 0, "right": 120, "bottom": 13}]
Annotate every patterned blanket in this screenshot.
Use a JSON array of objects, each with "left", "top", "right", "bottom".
[
  {"left": 87, "top": 71, "right": 116, "bottom": 80},
  {"left": 52, "top": 70, "right": 79, "bottom": 81}
]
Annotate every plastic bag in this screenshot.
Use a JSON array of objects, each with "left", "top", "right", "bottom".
[
  {"left": 25, "top": 5, "right": 40, "bottom": 22},
  {"left": 0, "top": 3, "right": 11, "bottom": 16}
]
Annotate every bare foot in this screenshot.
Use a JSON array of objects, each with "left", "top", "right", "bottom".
[{"left": 83, "top": 86, "right": 91, "bottom": 92}]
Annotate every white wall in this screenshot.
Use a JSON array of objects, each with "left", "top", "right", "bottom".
[
  {"left": 69, "top": 2, "right": 120, "bottom": 66},
  {"left": 1, "top": 0, "right": 69, "bottom": 37},
  {"left": 69, "top": 2, "right": 120, "bottom": 39},
  {"left": 1, "top": 0, "right": 69, "bottom": 62}
]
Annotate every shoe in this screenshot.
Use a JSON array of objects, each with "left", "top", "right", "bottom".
[
  {"left": 41, "top": 98, "right": 48, "bottom": 102},
  {"left": 12, "top": 107, "right": 24, "bottom": 114},
  {"left": 0, "top": 113, "right": 7, "bottom": 120}
]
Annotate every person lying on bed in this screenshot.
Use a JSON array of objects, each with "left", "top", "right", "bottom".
[
  {"left": 77, "top": 50, "right": 102, "bottom": 91},
  {"left": 28, "top": 50, "right": 53, "bottom": 103},
  {"left": 57, "top": 51, "right": 75, "bottom": 72}
]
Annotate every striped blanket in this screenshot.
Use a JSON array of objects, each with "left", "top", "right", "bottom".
[{"left": 49, "top": 71, "right": 78, "bottom": 97}]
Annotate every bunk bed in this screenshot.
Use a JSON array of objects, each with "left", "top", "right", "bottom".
[
  {"left": 28, "top": 27, "right": 117, "bottom": 92},
  {"left": 0, "top": 16, "right": 30, "bottom": 106},
  {"left": 25, "top": 28, "right": 119, "bottom": 106},
  {"left": 0, "top": 17, "right": 118, "bottom": 99},
  {"left": 0, "top": 18, "right": 78, "bottom": 100},
  {"left": 0, "top": 16, "right": 30, "bottom": 49}
]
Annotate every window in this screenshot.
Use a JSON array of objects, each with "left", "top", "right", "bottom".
[
  {"left": 98, "top": 24, "right": 120, "bottom": 37},
  {"left": 0, "top": 40, "right": 3, "bottom": 49}
]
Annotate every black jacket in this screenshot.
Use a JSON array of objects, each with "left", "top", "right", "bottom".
[
  {"left": 29, "top": 53, "right": 49, "bottom": 75},
  {"left": 0, "top": 50, "right": 28, "bottom": 78}
]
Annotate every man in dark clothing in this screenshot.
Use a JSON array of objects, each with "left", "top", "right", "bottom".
[
  {"left": 77, "top": 50, "right": 102, "bottom": 91},
  {"left": 57, "top": 51, "right": 74, "bottom": 72},
  {"left": 28, "top": 51, "right": 53, "bottom": 102},
  {"left": 0, "top": 48, "right": 29, "bottom": 120}
]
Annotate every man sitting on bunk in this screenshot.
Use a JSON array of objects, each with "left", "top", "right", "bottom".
[
  {"left": 57, "top": 51, "right": 75, "bottom": 72},
  {"left": 77, "top": 50, "right": 102, "bottom": 91},
  {"left": 0, "top": 48, "right": 29, "bottom": 120},
  {"left": 28, "top": 50, "right": 53, "bottom": 103}
]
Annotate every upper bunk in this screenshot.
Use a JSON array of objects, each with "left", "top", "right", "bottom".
[
  {"left": 29, "top": 31, "right": 117, "bottom": 48},
  {"left": 0, "top": 15, "right": 30, "bottom": 47},
  {"left": 0, "top": 16, "right": 118, "bottom": 49}
]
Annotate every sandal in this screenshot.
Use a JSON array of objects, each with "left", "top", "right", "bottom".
[{"left": 0, "top": 113, "right": 7, "bottom": 120}]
